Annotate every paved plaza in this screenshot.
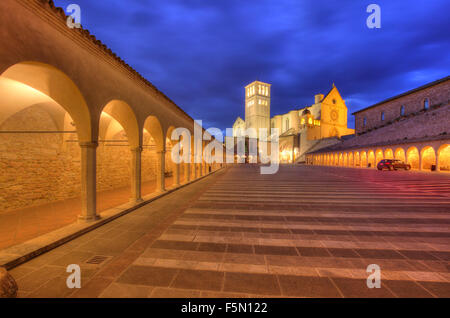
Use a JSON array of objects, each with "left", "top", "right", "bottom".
[{"left": 9, "top": 165, "right": 450, "bottom": 298}]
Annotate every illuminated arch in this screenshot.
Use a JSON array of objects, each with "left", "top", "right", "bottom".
[
  {"left": 394, "top": 148, "right": 406, "bottom": 162},
  {"left": 354, "top": 151, "right": 361, "bottom": 167},
  {"left": 343, "top": 153, "right": 348, "bottom": 166},
  {"left": 367, "top": 150, "right": 375, "bottom": 168},
  {"left": 375, "top": 149, "right": 384, "bottom": 165},
  {"left": 348, "top": 152, "right": 354, "bottom": 167},
  {"left": 361, "top": 151, "right": 368, "bottom": 168},
  {"left": 1, "top": 61, "right": 91, "bottom": 142},
  {"left": 406, "top": 146, "right": 420, "bottom": 170},
  {"left": 420, "top": 146, "right": 436, "bottom": 171},
  {"left": 100, "top": 100, "right": 140, "bottom": 148},
  {"left": 143, "top": 115, "right": 164, "bottom": 152},
  {"left": 384, "top": 148, "right": 394, "bottom": 159},
  {"left": 437, "top": 144, "right": 450, "bottom": 172}
]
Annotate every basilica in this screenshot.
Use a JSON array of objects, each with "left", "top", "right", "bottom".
[{"left": 232, "top": 81, "right": 355, "bottom": 163}]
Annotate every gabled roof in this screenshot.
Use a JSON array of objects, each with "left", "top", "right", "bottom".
[
  {"left": 280, "top": 128, "right": 297, "bottom": 137},
  {"left": 321, "top": 83, "right": 344, "bottom": 104}
]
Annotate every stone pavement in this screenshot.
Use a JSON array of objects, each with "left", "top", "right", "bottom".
[
  {"left": 0, "top": 178, "right": 173, "bottom": 250},
  {"left": 9, "top": 165, "right": 450, "bottom": 298}
]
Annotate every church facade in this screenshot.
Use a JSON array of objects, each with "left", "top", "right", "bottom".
[{"left": 232, "top": 80, "right": 355, "bottom": 163}]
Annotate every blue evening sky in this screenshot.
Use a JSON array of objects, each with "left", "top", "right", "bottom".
[{"left": 55, "top": 0, "right": 450, "bottom": 130}]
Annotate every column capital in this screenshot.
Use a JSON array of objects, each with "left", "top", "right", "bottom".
[{"left": 79, "top": 141, "right": 98, "bottom": 149}]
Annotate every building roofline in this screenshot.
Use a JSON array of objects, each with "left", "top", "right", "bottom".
[
  {"left": 352, "top": 76, "right": 450, "bottom": 115},
  {"left": 308, "top": 134, "right": 449, "bottom": 155},
  {"left": 245, "top": 80, "right": 271, "bottom": 88}
]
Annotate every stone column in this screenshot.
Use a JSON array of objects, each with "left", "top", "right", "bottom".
[
  {"left": 130, "top": 146, "right": 143, "bottom": 203},
  {"left": 79, "top": 142, "right": 99, "bottom": 222},
  {"left": 436, "top": 153, "right": 441, "bottom": 172},
  {"left": 156, "top": 150, "right": 166, "bottom": 192},
  {"left": 174, "top": 162, "right": 181, "bottom": 186},
  {"left": 193, "top": 161, "right": 198, "bottom": 179},
  {"left": 184, "top": 162, "right": 191, "bottom": 183}
]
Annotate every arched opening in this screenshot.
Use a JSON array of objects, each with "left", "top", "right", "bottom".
[
  {"left": 420, "top": 146, "right": 436, "bottom": 171},
  {"left": 360, "top": 151, "right": 367, "bottom": 168},
  {"left": 329, "top": 127, "right": 339, "bottom": 138},
  {"left": 437, "top": 144, "right": 450, "bottom": 172},
  {"left": 339, "top": 153, "right": 343, "bottom": 166},
  {"left": 394, "top": 148, "right": 406, "bottom": 162},
  {"left": 367, "top": 150, "right": 375, "bottom": 168},
  {"left": 0, "top": 61, "right": 91, "bottom": 249},
  {"left": 97, "top": 100, "right": 139, "bottom": 211},
  {"left": 354, "top": 152, "right": 360, "bottom": 167},
  {"left": 142, "top": 116, "right": 166, "bottom": 196},
  {"left": 343, "top": 153, "right": 348, "bottom": 166},
  {"left": 334, "top": 153, "right": 338, "bottom": 166},
  {"left": 348, "top": 152, "right": 354, "bottom": 167},
  {"left": 375, "top": 149, "right": 384, "bottom": 165},
  {"left": 384, "top": 148, "right": 394, "bottom": 159},
  {"left": 406, "top": 146, "right": 420, "bottom": 170}
]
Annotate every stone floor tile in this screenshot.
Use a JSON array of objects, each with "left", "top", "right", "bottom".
[
  {"left": 224, "top": 272, "right": 281, "bottom": 295},
  {"left": 171, "top": 269, "right": 224, "bottom": 291},
  {"left": 278, "top": 275, "right": 342, "bottom": 298}
]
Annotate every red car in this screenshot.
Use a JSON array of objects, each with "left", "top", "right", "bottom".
[{"left": 377, "top": 159, "right": 411, "bottom": 171}]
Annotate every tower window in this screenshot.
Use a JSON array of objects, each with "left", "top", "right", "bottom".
[
  {"left": 424, "top": 98, "right": 429, "bottom": 110},
  {"left": 400, "top": 105, "right": 405, "bottom": 116},
  {"left": 285, "top": 119, "right": 289, "bottom": 130},
  {"left": 381, "top": 112, "right": 385, "bottom": 121}
]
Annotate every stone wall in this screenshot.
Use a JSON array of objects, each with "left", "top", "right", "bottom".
[
  {"left": 0, "top": 107, "right": 168, "bottom": 212},
  {"left": 354, "top": 79, "right": 450, "bottom": 134},
  {"left": 0, "top": 106, "right": 81, "bottom": 212},
  {"left": 343, "top": 103, "right": 450, "bottom": 148}
]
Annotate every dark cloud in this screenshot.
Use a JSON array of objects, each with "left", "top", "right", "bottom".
[{"left": 55, "top": 0, "right": 450, "bottom": 130}]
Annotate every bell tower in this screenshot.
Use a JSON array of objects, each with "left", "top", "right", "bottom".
[{"left": 244, "top": 80, "right": 271, "bottom": 139}]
